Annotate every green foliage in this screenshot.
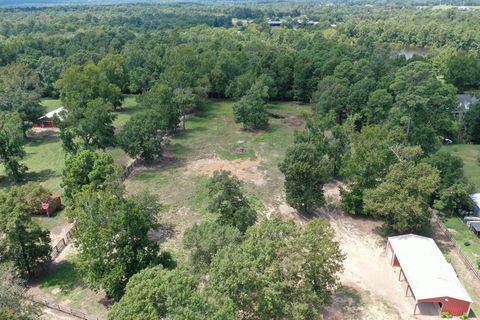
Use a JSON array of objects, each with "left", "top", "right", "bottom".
[
  {"left": 233, "top": 79, "right": 269, "bottom": 130},
  {"left": 56, "top": 62, "right": 122, "bottom": 111},
  {"left": 341, "top": 125, "right": 399, "bottom": 214},
  {"left": 279, "top": 142, "right": 333, "bottom": 214},
  {"left": 0, "top": 183, "right": 51, "bottom": 277},
  {"left": 61, "top": 150, "right": 122, "bottom": 200},
  {"left": 464, "top": 102, "right": 480, "bottom": 144},
  {"left": 389, "top": 61, "right": 457, "bottom": 154},
  {"left": 313, "top": 76, "right": 349, "bottom": 124},
  {"left": 118, "top": 110, "right": 165, "bottom": 160},
  {"left": 209, "top": 218, "right": 345, "bottom": 320},
  {"left": 445, "top": 53, "right": 480, "bottom": 91},
  {"left": 0, "top": 263, "right": 41, "bottom": 319},
  {"left": 108, "top": 266, "right": 234, "bottom": 320},
  {"left": 183, "top": 221, "right": 242, "bottom": 272},
  {"left": 67, "top": 189, "right": 164, "bottom": 300},
  {"left": 363, "top": 89, "right": 393, "bottom": 125},
  {"left": 207, "top": 170, "right": 256, "bottom": 233},
  {"left": 76, "top": 99, "right": 117, "bottom": 150},
  {"left": 0, "top": 112, "right": 27, "bottom": 180},
  {"left": 441, "top": 311, "right": 453, "bottom": 319},
  {"left": 139, "top": 83, "right": 181, "bottom": 132},
  {"left": 0, "top": 63, "right": 44, "bottom": 134},
  {"left": 364, "top": 161, "right": 440, "bottom": 233}
]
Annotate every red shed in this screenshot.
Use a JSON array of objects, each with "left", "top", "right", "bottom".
[
  {"left": 387, "top": 234, "right": 472, "bottom": 317},
  {"left": 38, "top": 196, "right": 62, "bottom": 217},
  {"left": 33, "top": 107, "right": 64, "bottom": 128}
]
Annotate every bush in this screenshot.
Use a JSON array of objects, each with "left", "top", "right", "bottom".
[{"left": 441, "top": 311, "right": 452, "bottom": 319}]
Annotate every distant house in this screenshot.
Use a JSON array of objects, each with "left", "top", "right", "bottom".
[
  {"left": 453, "top": 94, "right": 478, "bottom": 117},
  {"left": 33, "top": 107, "right": 64, "bottom": 128},
  {"left": 469, "top": 193, "right": 480, "bottom": 217},
  {"left": 268, "top": 19, "right": 282, "bottom": 27}
]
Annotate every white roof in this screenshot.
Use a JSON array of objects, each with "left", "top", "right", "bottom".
[
  {"left": 470, "top": 193, "right": 480, "bottom": 207},
  {"left": 39, "top": 107, "right": 64, "bottom": 120},
  {"left": 388, "top": 234, "right": 472, "bottom": 303}
]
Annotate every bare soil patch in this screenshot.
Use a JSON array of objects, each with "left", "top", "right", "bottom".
[
  {"left": 186, "top": 157, "right": 266, "bottom": 186},
  {"left": 281, "top": 116, "right": 305, "bottom": 127}
]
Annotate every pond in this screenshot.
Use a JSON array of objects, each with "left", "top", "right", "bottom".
[{"left": 395, "top": 46, "right": 428, "bottom": 60}]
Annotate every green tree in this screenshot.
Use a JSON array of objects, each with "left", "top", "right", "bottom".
[
  {"left": 56, "top": 63, "right": 122, "bottom": 111},
  {"left": 0, "top": 112, "right": 27, "bottom": 180},
  {"left": 62, "top": 150, "right": 121, "bottom": 200},
  {"left": 0, "top": 184, "right": 51, "bottom": 277},
  {"left": 389, "top": 61, "right": 457, "bottom": 153},
  {"left": 0, "top": 263, "right": 41, "bottom": 319},
  {"left": 363, "top": 89, "right": 393, "bottom": 125},
  {"left": 118, "top": 110, "right": 165, "bottom": 161},
  {"left": 422, "top": 152, "right": 465, "bottom": 191},
  {"left": 75, "top": 98, "right": 117, "bottom": 150},
  {"left": 207, "top": 171, "right": 256, "bottom": 233},
  {"left": 183, "top": 221, "right": 242, "bottom": 271},
  {"left": 341, "top": 126, "right": 399, "bottom": 214},
  {"left": 0, "top": 64, "right": 44, "bottom": 134},
  {"left": 209, "top": 218, "right": 344, "bottom": 320},
  {"left": 67, "top": 190, "right": 163, "bottom": 300},
  {"left": 139, "top": 83, "right": 181, "bottom": 132},
  {"left": 464, "top": 102, "right": 480, "bottom": 143},
  {"left": 108, "top": 266, "right": 234, "bottom": 320},
  {"left": 233, "top": 79, "right": 269, "bottom": 130},
  {"left": 364, "top": 161, "right": 439, "bottom": 233},
  {"left": 312, "top": 76, "right": 349, "bottom": 124},
  {"left": 445, "top": 53, "right": 480, "bottom": 91},
  {"left": 279, "top": 142, "right": 332, "bottom": 214}
]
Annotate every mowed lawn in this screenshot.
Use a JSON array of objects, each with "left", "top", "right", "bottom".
[
  {"left": 441, "top": 144, "right": 480, "bottom": 190},
  {"left": 441, "top": 144, "right": 480, "bottom": 276},
  {"left": 0, "top": 97, "right": 139, "bottom": 231},
  {"left": 125, "top": 100, "right": 309, "bottom": 257}
]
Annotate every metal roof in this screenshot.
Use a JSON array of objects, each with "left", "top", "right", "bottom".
[
  {"left": 39, "top": 107, "right": 64, "bottom": 120},
  {"left": 470, "top": 193, "right": 480, "bottom": 207},
  {"left": 470, "top": 222, "right": 480, "bottom": 233},
  {"left": 388, "top": 234, "right": 472, "bottom": 303}
]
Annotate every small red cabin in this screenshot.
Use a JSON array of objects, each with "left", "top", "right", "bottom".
[
  {"left": 33, "top": 107, "right": 64, "bottom": 128},
  {"left": 38, "top": 196, "right": 62, "bottom": 217}
]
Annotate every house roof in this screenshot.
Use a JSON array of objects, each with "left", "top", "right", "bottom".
[
  {"left": 39, "top": 107, "right": 64, "bottom": 120},
  {"left": 388, "top": 234, "right": 472, "bottom": 303},
  {"left": 470, "top": 222, "right": 480, "bottom": 233},
  {"left": 457, "top": 94, "right": 478, "bottom": 111},
  {"left": 470, "top": 193, "right": 480, "bottom": 208}
]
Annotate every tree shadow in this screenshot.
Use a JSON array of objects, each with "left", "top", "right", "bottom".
[
  {"left": 35, "top": 260, "right": 83, "bottom": 292},
  {"left": 148, "top": 223, "right": 177, "bottom": 243},
  {"left": 23, "top": 169, "right": 57, "bottom": 183}
]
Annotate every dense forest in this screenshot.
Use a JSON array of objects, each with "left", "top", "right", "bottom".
[{"left": 1, "top": 2, "right": 480, "bottom": 319}]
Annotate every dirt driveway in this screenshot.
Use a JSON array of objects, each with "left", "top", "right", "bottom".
[{"left": 315, "top": 206, "right": 443, "bottom": 320}]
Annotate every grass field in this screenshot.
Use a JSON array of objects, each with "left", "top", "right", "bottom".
[
  {"left": 443, "top": 216, "right": 480, "bottom": 264},
  {"left": 124, "top": 100, "right": 309, "bottom": 256},
  {"left": 0, "top": 97, "right": 139, "bottom": 193},
  {"left": 441, "top": 144, "right": 480, "bottom": 191},
  {"left": 40, "top": 98, "right": 63, "bottom": 112}
]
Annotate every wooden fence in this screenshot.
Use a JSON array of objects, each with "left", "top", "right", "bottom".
[
  {"left": 432, "top": 215, "right": 480, "bottom": 281},
  {"left": 120, "top": 158, "right": 140, "bottom": 181},
  {"left": 51, "top": 227, "right": 73, "bottom": 260},
  {"left": 31, "top": 296, "right": 101, "bottom": 320}
]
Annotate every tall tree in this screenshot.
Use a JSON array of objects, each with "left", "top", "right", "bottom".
[
  {"left": 108, "top": 266, "right": 234, "bottom": 320},
  {"left": 0, "top": 112, "right": 27, "bottom": 180},
  {"left": 139, "top": 83, "right": 181, "bottom": 132},
  {"left": 0, "top": 183, "right": 51, "bottom": 277},
  {"left": 0, "top": 64, "right": 44, "bottom": 134},
  {"left": 67, "top": 190, "right": 164, "bottom": 300},
  {"left": 364, "top": 161, "right": 439, "bottom": 233},
  {"left": 341, "top": 125, "right": 399, "bottom": 214},
  {"left": 118, "top": 110, "right": 165, "bottom": 161},
  {"left": 0, "top": 263, "right": 41, "bottom": 319},
  {"left": 209, "top": 218, "right": 344, "bottom": 320},
  {"left": 233, "top": 79, "right": 269, "bottom": 130},
  {"left": 183, "top": 221, "right": 241, "bottom": 272},
  {"left": 279, "top": 142, "right": 332, "bottom": 214},
  {"left": 62, "top": 150, "right": 122, "bottom": 200},
  {"left": 312, "top": 76, "right": 349, "bottom": 124},
  {"left": 464, "top": 102, "right": 480, "bottom": 144},
  {"left": 207, "top": 171, "right": 256, "bottom": 233},
  {"left": 389, "top": 61, "right": 457, "bottom": 153}
]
